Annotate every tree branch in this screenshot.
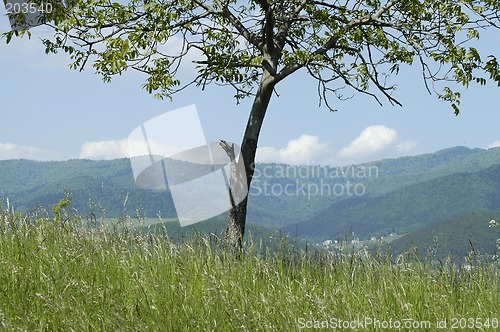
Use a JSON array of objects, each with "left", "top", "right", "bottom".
[
  {"left": 194, "top": 0, "right": 262, "bottom": 50},
  {"left": 263, "top": 6, "right": 276, "bottom": 54},
  {"left": 275, "top": 0, "right": 309, "bottom": 52},
  {"left": 275, "top": 63, "right": 303, "bottom": 82},
  {"left": 313, "top": 0, "right": 399, "bottom": 56}
]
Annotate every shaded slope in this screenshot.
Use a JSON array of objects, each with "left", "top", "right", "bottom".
[
  {"left": 281, "top": 164, "right": 500, "bottom": 241},
  {"left": 389, "top": 211, "right": 500, "bottom": 259}
]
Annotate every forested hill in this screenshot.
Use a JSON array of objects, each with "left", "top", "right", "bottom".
[
  {"left": 280, "top": 163, "right": 500, "bottom": 240},
  {"left": 248, "top": 146, "right": 500, "bottom": 228},
  {"left": 0, "top": 158, "right": 167, "bottom": 217},
  {"left": 1, "top": 147, "right": 500, "bottom": 245}
]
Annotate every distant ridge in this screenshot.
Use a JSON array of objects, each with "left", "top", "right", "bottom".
[
  {"left": 1, "top": 146, "right": 500, "bottom": 258},
  {"left": 280, "top": 163, "right": 500, "bottom": 240}
]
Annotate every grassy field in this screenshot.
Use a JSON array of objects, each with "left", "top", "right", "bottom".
[{"left": 0, "top": 203, "right": 499, "bottom": 331}]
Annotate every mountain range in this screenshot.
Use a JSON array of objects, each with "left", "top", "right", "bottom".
[{"left": 1, "top": 146, "right": 499, "bottom": 258}]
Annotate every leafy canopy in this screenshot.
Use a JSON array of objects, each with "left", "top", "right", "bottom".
[{"left": 4, "top": 0, "right": 500, "bottom": 113}]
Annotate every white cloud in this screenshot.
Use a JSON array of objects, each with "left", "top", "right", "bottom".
[
  {"left": 0, "top": 142, "right": 57, "bottom": 160},
  {"left": 256, "top": 134, "right": 330, "bottom": 165},
  {"left": 79, "top": 139, "right": 130, "bottom": 160},
  {"left": 337, "top": 125, "right": 417, "bottom": 164},
  {"left": 339, "top": 125, "right": 398, "bottom": 159},
  {"left": 487, "top": 140, "right": 500, "bottom": 149},
  {"left": 80, "top": 138, "right": 182, "bottom": 160},
  {"left": 396, "top": 140, "right": 418, "bottom": 152},
  {"left": 256, "top": 129, "right": 418, "bottom": 166}
]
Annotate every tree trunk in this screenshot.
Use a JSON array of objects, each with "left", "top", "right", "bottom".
[{"left": 224, "top": 56, "right": 277, "bottom": 256}]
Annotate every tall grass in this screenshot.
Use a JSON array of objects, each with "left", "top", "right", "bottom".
[{"left": 0, "top": 203, "right": 498, "bottom": 331}]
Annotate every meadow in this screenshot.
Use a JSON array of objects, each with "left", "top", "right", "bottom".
[{"left": 0, "top": 201, "right": 498, "bottom": 331}]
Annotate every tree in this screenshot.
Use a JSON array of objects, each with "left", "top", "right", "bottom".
[{"left": 4, "top": 0, "right": 500, "bottom": 254}]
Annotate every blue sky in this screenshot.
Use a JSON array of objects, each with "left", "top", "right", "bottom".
[{"left": 1, "top": 11, "right": 500, "bottom": 166}]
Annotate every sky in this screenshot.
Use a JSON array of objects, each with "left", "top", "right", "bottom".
[{"left": 1, "top": 8, "right": 500, "bottom": 167}]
